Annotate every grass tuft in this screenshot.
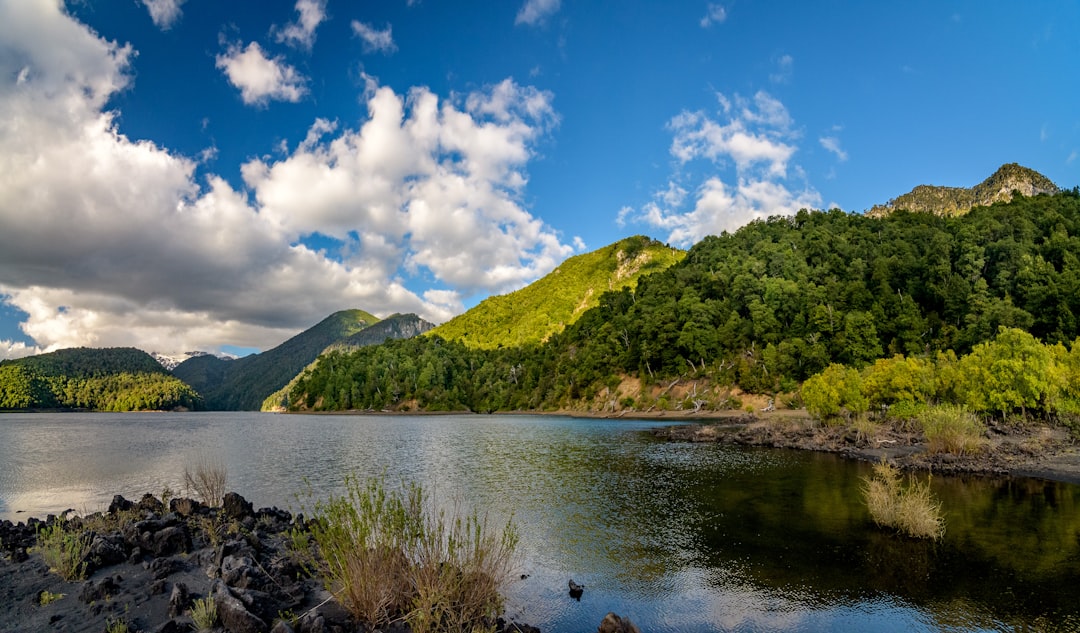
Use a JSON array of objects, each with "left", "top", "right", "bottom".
[
  {"left": 38, "top": 590, "right": 65, "bottom": 606},
  {"left": 918, "top": 404, "right": 987, "bottom": 455},
  {"left": 863, "top": 459, "right": 945, "bottom": 540},
  {"left": 310, "top": 475, "right": 518, "bottom": 633},
  {"left": 189, "top": 596, "right": 218, "bottom": 632}
]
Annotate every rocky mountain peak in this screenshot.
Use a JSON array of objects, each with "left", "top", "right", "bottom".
[{"left": 867, "top": 163, "right": 1059, "bottom": 218}]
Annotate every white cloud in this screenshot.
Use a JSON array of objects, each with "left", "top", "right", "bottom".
[
  {"left": 0, "top": 339, "right": 42, "bottom": 361},
  {"left": 141, "top": 0, "right": 187, "bottom": 30},
  {"left": 0, "top": 4, "right": 571, "bottom": 356},
  {"left": 215, "top": 42, "right": 308, "bottom": 106},
  {"left": 819, "top": 135, "right": 848, "bottom": 161},
  {"left": 1068, "top": 150, "right": 1078, "bottom": 165},
  {"left": 351, "top": 21, "right": 397, "bottom": 54},
  {"left": 622, "top": 91, "right": 820, "bottom": 246},
  {"left": 700, "top": 3, "right": 727, "bottom": 27},
  {"left": 669, "top": 91, "right": 796, "bottom": 176},
  {"left": 770, "top": 53, "right": 793, "bottom": 84},
  {"left": 244, "top": 78, "right": 570, "bottom": 293},
  {"left": 516, "top": 0, "right": 560, "bottom": 26},
  {"left": 275, "top": 0, "right": 327, "bottom": 50}
]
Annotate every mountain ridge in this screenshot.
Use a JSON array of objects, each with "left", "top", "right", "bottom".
[
  {"left": 867, "top": 163, "right": 1059, "bottom": 218},
  {"left": 429, "top": 235, "right": 684, "bottom": 349}
]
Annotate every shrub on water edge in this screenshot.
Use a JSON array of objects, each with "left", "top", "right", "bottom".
[
  {"left": 918, "top": 404, "right": 987, "bottom": 455},
  {"left": 184, "top": 457, "right": 228, "bottom": 507},
  {"left": 309, "top": 475, "right": 518, "bottom": 633},
  {"left": 862, "top": 460, "right": 944, "bottom": 540}
]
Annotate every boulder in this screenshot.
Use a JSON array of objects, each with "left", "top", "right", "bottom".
[
  {"left": 222, "top": 492, "right": 254, "bottom": 520},
  {"left": 151, "top": 525, "right": 191, "bottom": 557},
  {"left": 138, "top": 492, "right": 165, "bottom": 514},
  {"left": 211, "top": 579, "right": 267, "bottom": 633},
  {"left": 108, "top": 495, "right": 134, "bottom": 514}
]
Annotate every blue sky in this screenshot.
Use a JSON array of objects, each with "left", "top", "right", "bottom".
[{"left": 0, "top": 0, "right": 1077, "bottom": 359}]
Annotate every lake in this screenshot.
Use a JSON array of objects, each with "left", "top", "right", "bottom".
[{"left": 2, "top": 412, "right": 1079, "bottom": 632}]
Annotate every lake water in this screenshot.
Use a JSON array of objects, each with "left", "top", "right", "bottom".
[{"left": 2, "top": 412, "right": 1080, "bottom": 632}]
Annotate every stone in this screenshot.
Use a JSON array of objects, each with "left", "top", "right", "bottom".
[
  {"left": 138, "top": 492, "right": 165, "bottom": 514},
  {"left": 79, "top": 574, "right": 122, "bottom": 604},
  {"left": 108, "top": 495, "right": 134, "bottom": 514},
  {"left": 167, "top": 582, "right": 190, "bottom": 618},
  {"left": 211, "top": 579, "right": 267, "bottom": 633},
  {"left": 152, "top": 525, "right": 191, "bottom": 557},
  {"left": 597, "top": 612, "right": 641, "bottom": 633},
  {"left": 222, "top": 492, "right": 254, "bottom": 520},
  {"left": 89, "top": 534, "right": 127, "bottom": 567}
]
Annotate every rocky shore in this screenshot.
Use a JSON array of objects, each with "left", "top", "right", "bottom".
[
  {"left": 0, "top": 492, "right": 541, "bottom": 633},
  {"left": 653, "top": 412, "right": 1080, "bottom": 485}
]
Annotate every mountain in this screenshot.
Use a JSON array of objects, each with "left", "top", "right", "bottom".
[
  {"left": 429, "top": 235, "right": 684, "bottom": 349},
  {"left": 260, "top": 313, "right": 434, "bottom": 411},
  {"left": 172, "top": 309, "right": 432, "bottom": 410},
  {"left": 285, "top": 186, "right": 1080, "bottom": 414},
  {"left": 867, "top": 163, "right": 1059, "bottom": 218},
  {"left": 0, "top": 347, "right": 199, "bottom": 411},
  {"left": 150, "top": 350, "right": 235, "bottom": 371}
]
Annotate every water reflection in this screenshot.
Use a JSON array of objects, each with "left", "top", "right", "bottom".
[{"left": 2, "top": 413, "right": 1080, "bottom": 632}]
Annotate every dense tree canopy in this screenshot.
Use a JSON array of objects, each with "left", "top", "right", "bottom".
[
  {"left": 282, "top": 190, "right": 1080, "bottom": 412},
  {"left": 0, "top": 347, "right": 200, "bottom": 411}
]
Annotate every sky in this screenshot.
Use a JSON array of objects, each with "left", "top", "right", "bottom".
[{"left": 0, "top": 0, "right": 1078, "bottom": 359}]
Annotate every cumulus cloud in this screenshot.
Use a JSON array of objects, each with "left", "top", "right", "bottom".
[
  {"left": 351, "top": 21, "right": 397, "bottom": 54},
  {"left": 516, "top": 0, "right": 560, "bottom": 26},
  {"left": 275, "top": 0, "right": 327, "bottom": 50},
  {"left": 0, "top": 3, "right": 569, "bottom": 356},
  {"left": 621, "top": 91, "right": 821, "bottom": 246},
  {"left": 215, "top": 41, "right": 308, "bottom": 105},
  {"left": 0, "top": 339, "right": 42, "bottom": 361},
  {"left": 141, "top": 0, "right": 186, "bottom": 30},
  {"left": 700, "top": 3, "right": 727, "bottom": 27}
]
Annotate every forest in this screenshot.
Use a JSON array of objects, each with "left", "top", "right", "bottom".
[
  {"left": 286, "top": 189, "right": 1080, "bottom": 416},
  {"left": 0, "top": 347, "right": 200, "bottom": 411}
]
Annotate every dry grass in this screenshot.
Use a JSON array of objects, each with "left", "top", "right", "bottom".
[
  {"left": 310, "top": 476, "right": 518, "bottom": 633},
  {"left": 189, "top": 596, "right": 218, "bottom": 632},
  {"left": 863, "top": 460, "right": 945, "bottom": 540},
  {"left": 184, "top": 457, "right": 228, "bottom": 507},
  {"left": 918, "top": 405, "right": 987, "bottom": 455}
]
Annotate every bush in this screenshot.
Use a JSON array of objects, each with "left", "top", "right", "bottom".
[
  {"left": 309, "top": 476, "right": 518, "bottom": 633},
  {"left": 184, "top": 457, "right": 228, "bottom": 507},
  {"left": 918, "top": 404, "right": 986, "bottom": 455},
  {"left": 862, "top": 460, "right": 944, "bottom": 540},
  {"left": 33, "top": 521, "right": 90, "bottom": 581}
]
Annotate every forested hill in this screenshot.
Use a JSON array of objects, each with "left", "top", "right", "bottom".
[
  {"left": 867, "top": 163, "right": 1059, "bottom": 218},
  {"left": 0, "top": 347, "right": 199, "bottom": 411},
  {"left": 429, "top": 235, "right": 684, "bottom": 349},
  {"left": 285, "top": 188, "right": 1080, "bottom": 413},
  {"left": 260, "top": 313, "right": 434, "bottom": 411},
  {"left": 172, "top": 309, "right": 382, "bottom": 410}
]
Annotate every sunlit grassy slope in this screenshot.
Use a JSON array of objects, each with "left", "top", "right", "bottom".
[{"left": 429, "top": 235, "right": 684, "bottom": 349}]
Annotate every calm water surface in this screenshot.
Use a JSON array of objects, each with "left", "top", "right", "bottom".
[{"left": 2, "top": 412, "right": 1079, "bottom": 632}]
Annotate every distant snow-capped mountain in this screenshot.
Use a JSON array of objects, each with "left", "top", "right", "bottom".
[{"left": 151, "top": 350, "right": 235, "bottom": 371}]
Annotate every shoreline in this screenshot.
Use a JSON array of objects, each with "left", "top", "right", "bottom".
[
  {"left": 649, "top": 412, "right": 1080, "bottom": 486},
  {"left": 0, "top": 492, "right": 541, "bottom": 633}
]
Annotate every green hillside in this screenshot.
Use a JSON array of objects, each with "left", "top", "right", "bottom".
[
  {"left": 286, "top": 186, "right": 1080, "bottom": 414},
  {"left": 430, "top": 235, "right": 684, "bottom": 349},
  {"left": 173, "top": 309, "right": 380, "bottom": 410},
  {"left": 0, "top": 347, "right": 199, "bottom": 411},
  {"left": 260, "top": 313, "right": 434, "bottom": 411}
]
